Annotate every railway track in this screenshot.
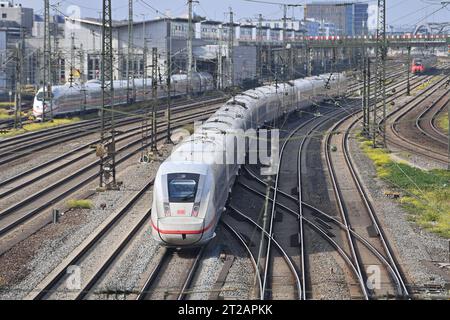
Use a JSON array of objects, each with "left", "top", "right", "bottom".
[
  {"left": 0, "top": 95, "right": 228, "bottom": 165},
  {"left": 233, "top": 101, "right": 370, "bottom": 299},
  {"left": 0, "top": 105, "right": 222, "bottom": 256},
  {"left": 317, "top": 68, "right": 449, "bottom": 298},
  {"left": 24, "top": 178, "right": 154, "bottom": 300},
  {"left": 430, "top": 100, "right": 449, "bottom": 140},
  {"left": 135, "top": 246, "right": 205, "bottom": 300},
  {"left": 386, "top": 74, "right": 450, "bottom": 165},
  {"left": 416, "top": 89, "right": 449, "bottom": 145},
  {"left": 24, "top": 186, "right": 260, "bottom": 300},
  {"left": 0, "top": 101, "right": 222, "bottom": 200},
  {"left": 4, "top": 61, "right": 442, "bottom": 301},
  {"left": 224, "top": 66, "right": 437, "bottom": 299},
  {"left": 325, "top": 112, "right": 409, "bottom": 299},
  {"left": 0, "top": 60, "right": 408, "bottom": 156}
]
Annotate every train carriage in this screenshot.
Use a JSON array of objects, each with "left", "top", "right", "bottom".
[
  {"left": 33, "top": 72, "right": 215, "bottom": 119},
  {"left": 411, "top": 55, "right": 437, "bottom": 74},
  {"left": 151, "top": 73, "right": 348, "bottom": 247}
]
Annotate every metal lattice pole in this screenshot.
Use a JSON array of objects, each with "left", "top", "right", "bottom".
[
  {"left": 307, "top": 46, "right": 312, "bottom": 77},
  {"left": 187, "top": 0, "right": 193, "bottom": 96},
  {"left": 361, "top": 49, "right": 368, "bottom": 136},
  {"left": 79, "top": 44, "right": 87, "bottom": 112},
  {"left": 151, "top": 47, "right": 158, "bottom": 151},
  {"left": 141, "top": 48, "right": 159, "bottom": 159},
  {"left": 371, "top": 0, "right": 387, "bottom": 148},
  {"left": 142, "top": 16, "right": 148, "bottom": 101},
  {"left": 257, "top": 14, "right": 263, "bottom": 81},
  {"left": 14, "top": 26, "right": 24, "bottom": 129},
  {"left": 42, "top": 0, "right": 52, "bottom": 121},
  {"left": 367, "top": 57, "right": 371, "bottom": 135},
  {"left": 166, "top": 20, "right": 172, "bottom": 143},
  {"left": 99, "top": 0, "right": 117, "bottom": 189},
  {"left": 126, "top": 0, "right": 135, "bottom": 103},
  {"left": 228, "top": 7, "right": 234, "bottom": 89},
  {"left": 406, "top": 46, "right": 411, "bottom": 96},
  {"left": 447, "top": 91, "right": 450, "bottom": 170},
  {"left": 53, "top": 8, "right": 60, "bottom": 85},
  {"left": 218, "top": 24, "right": 223, "bottom": 89},
  {"left": 282, "top": 5, "right": 288, "bottom": 80},
  {"left": 69, "top": 33, "right": 75, "bottom": 87}
]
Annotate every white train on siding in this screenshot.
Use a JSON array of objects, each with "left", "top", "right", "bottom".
[
  {"left": 151, "top": 73, "right": 348, "bottom": 247},
  {"left": 32, "top": 72, "right": 214, "bottom": 120}
]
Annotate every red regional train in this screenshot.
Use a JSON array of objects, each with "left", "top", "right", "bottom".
[{"left": 411, "top": 55, "right": 437, "bottom": 74}]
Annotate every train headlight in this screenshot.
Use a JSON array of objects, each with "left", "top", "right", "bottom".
[
  {"left": 163, "top": 202, "right": 171, "bottom": 217},
  {"left": 191, "top": 202, "right": 200, "bottom": 217}
]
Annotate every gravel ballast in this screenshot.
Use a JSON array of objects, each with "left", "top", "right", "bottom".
[{"left": 0, "top": 144, "right": 172, "bottom": 300}]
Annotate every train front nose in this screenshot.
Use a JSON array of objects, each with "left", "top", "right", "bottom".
[
  {"left": 152, "top": 216, "right": 208, "bottom": 246},
  {"left": 33, "top": 102, "right": 43, "bottom": 118},
  {"left": 151, "top": 171, "right": 214, "bottom": 246}
]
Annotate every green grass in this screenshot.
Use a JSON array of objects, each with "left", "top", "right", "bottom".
[
  {"left": 437, "top": 113, "right": 448, "bottom": 134},
  {"left": 0, "top": 108, "right": 12, "bottom": 119},
  {"left": 67, "top": 199, "right": 93, "bottom": 209},
  {"left": 0, "top": 108, "right": 29, "bottom": 120},
  {"left": 359, "top": 136, "right": 450, "bottom": 238},
  {"left": 0, "top": 102, "right": 14, "bottom": 108},
  {"left": 0, "top": 117, "right": 80, "bottom": 137}
]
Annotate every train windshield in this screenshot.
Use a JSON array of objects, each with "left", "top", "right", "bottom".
[
  {"left": 35, "top": 91, "right": 53, "bottom": 102},
  {"left": 168, "top": 173, "right": 200, "bottom": 203},
  {"left": 36, "top": 92, "right": 44, "bottom": 101}
]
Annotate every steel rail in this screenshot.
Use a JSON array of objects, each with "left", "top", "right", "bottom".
[
  {"left": 74, "top": 208, "right": 153, "bottom": 300},
  {"left": 0, "top": 110, "right": 216, "bottom": 245},
  {"left": 227, "top": 205, "right": 302, "bottom": 300},
  {"left": 135, "top": 248, "right": 171, "bottom": 300},
  {"left": 415, "top": 89, "right": 449, "bottom": 145},
  {"left": 324, "top": 116, "right": 370, "bottom": 299},
  {"left": 237, "top": 174, "right": 408, "bottom": 299},
  {"left": 136, "top": 247, "right": 204, "bottom": 300},
  {"left": 25, "top": 178, "right": 154, "bottom": 300},
  {"left": 0, "top": 97, "right": 227, "bottom": 165},
  {"left": 388, "top": 75, "right": 450, "bottom": 163},
  {"left": 0, "top": 106, "right": 220, "bottom": 199},
  {"left": 261, "top": 118, "right": 304, "bottom": 300},
  {"left": 343, "top": 115, "right": 409, "bottom": 297},
  {"left": 0, "top": 93, "right": 227, "bottom": 147},
  {"left": 220, "top": 220, "right": 263, "bottom": 299}
]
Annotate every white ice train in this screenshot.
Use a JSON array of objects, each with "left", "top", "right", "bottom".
[
  {"left": 32, "top": 72, "right": 215, "bottom": 119},
  {"left": 151, "top": 73, "right": 348, "bottom": 247}
]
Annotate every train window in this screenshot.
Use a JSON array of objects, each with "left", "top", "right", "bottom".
[{"left": 168, "top": 173, "right": 200, "bottom": 203}]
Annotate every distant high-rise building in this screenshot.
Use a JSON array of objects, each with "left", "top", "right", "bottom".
[
  {"left": 0, "top": 1, "right": 33, "bottom": 33},
  {"left": 304, "top": 1, "right": 368, "bottom": 36}
]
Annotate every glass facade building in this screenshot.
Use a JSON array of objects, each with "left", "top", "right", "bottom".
[{"left": 304, "top": 1, "right": 368, "bottom": 36}]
